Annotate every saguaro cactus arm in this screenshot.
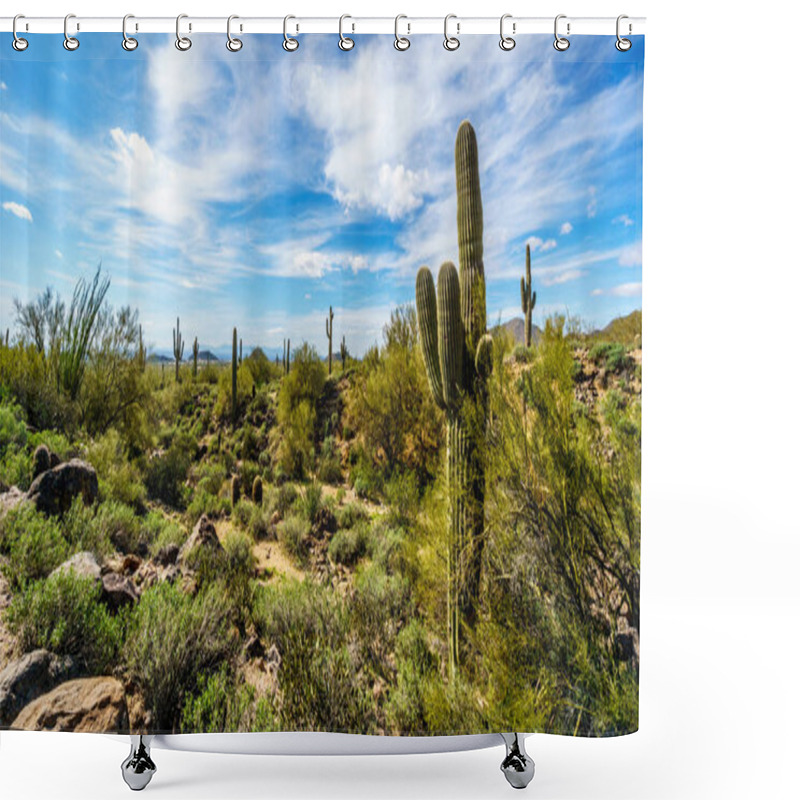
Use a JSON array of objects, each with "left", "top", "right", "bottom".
[
  {"left": 437, "top": 261, "right": 465, "bottom": 409},
  {"left": 416, "top": 266, "right": 446, "bottom": 410}
]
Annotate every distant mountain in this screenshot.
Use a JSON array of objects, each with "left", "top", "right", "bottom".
[
  {"left": 146, "top": 353, "right": 171, "bottom": 364},
  {"left": 594, "top": 310, "right": 641, "bottom": 345},
  {"left": 196, "top": 350, "right": 219, "bottom": 363},
  {"left": 492, "top": 317, "right": 542, "bottom": 346}
]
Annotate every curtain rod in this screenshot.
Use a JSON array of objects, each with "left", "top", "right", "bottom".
[{"left": 0, "top": 16, "right": 646, "bottom": 36}]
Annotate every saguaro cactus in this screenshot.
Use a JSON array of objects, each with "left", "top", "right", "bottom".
[
  {"left": 239, "top": 338, "right": 243, "bottom": 366},
  {"left": 173, "top": 317, "right": 185, "bottom": 382},
  {"left": 340, "top": 334, "right": 347, "bottom": 372},
  {"left": 137, "top": 324, "right": 146, "bottom": 372},
  {"left": 325, "top": 306, "right": 334, "bottom": 375},
  {"left": 252, "top": 475, "right": 263, "bottom": 505},
  {"left": 415, "top": 120, "right": 493, "bottom": 674},
  {"left": 283, "top": 338, "right": 291, "bottom": 376},
  {"left": 232, "top": 327, "right": 238, "bottom": 420},
  {"left": 521, "top": 244, "right": 536, "bottom": 348},
  {"left": 231, "top": 474, "right": 241, "bottom": 505},
  {"left": 192, "top": 337, "right": 199, "bottom": 378}
]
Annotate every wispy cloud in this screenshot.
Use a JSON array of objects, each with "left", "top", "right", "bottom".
[
  {"left": 592, "top": 282, "right": 642, "bottom": 298},
  {"left": 560, "top": 221, "right": 573, "bottom": 235},
  {"left": 613, "top": 213, "right": 635, "bottom": 227},
  {"left": 2, "top": 201, "right": 32, "bottom": 222}
]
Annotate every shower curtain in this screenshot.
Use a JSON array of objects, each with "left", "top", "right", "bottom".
[{"left": 0, "top": 30, "right": 643, "bottom": 738}]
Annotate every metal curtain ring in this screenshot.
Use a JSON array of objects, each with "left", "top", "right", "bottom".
[
  {"left": 616, "top": 14, "right": 632, "bottom": 51},
  {"left": 122, "top": 14, "right": 138, "bottom": 51},
  {"left": 339, "top": 15, "right": 354, "bottom": 50},
  {"left": 499, "top": 14, "right": 515, "bottom": 51},
  {"left": 283, "top": 15, "right": 299, "bottom": 51},
  {"left": 63, "top": 13, "right": 79, "bottom": 51},
  {"left": 227, "top": 15, "right": 243, "bottom": 51},
  {"left": 12, "top": 15, "right": 28, "bottom": 51},
  {"left": 443, "top": 14, "right": 460, "bottom": 51},
  {"left": 553, "top": 14, "right": 570, "bottom": 51},
  {"left": 175, "top": 14, "right": 192, "bottom": 51},
  {"left": 394, "top": 14, "right": 410, "bottom": 51}
]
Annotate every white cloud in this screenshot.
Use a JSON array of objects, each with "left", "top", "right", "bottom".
[
  {"left": 613, "top": 214, "right": 635, "bottom": 227},
  {"left": 528, "top": 236, "right": 558, "bottom": 253},
  {"left": 592, "top": 282, "right": 642, "bottom": 298},
  {"left": 0, "top": 82, "right": 7, "bottom": 91},
  {"left": 54, "top": 249, "right": 63, "bottom": 259},
  {"left": 2, "top": 201, "right": 32, "bottom": 222},
  {"left": 618, "top": 241, "right": 642, "bottom": 267},
  {"left": 543, "top": 269, "right": 587, "bottom": 286},
  {"left": 560, "top": 221, "right": 573, "bottom": 235}
]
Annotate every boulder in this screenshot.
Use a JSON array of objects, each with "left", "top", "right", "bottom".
[
  {"left": 26, "top": 459, "right": 98, "bottom": 516},
  {"left": 31, "top": 445, "right": 52, "bottom": 480},
  {"left": 51, "top": 551, "right": 102, "bottom": 585},
  {"left": 11, "top": 676, "right": 128, "bottom": 732},
  {"left": 0, "top": 650, "right": 80, "bottom": 726},
  {"left": 153, "top": 543, "right": 180, "bottom": 567},
  {"left": 101, "top": 573, "right": 139, "bottom": 612},
  {"left": 0, "top": 487, "right": 26, "bottom": 517},
  {"left": 178, "top": 514, "right": 222, "bottom": 564}
]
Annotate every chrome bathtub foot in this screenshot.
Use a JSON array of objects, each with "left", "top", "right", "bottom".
[
  {"left": 121, "top": 735, "right": 157, "bottom": 791},
  {"left": 500, "top": 733, "right": 535, "bottom": 789}
]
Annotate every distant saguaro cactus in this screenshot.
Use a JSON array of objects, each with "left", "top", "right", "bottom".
[
  {"left": 137, "top": 324, "right": 146, "bottom": 372},
  {"left": 415, "top": 120, "right": 493, "bottom": 674},
  {"left": 521, "top": 244, "right": 536, "bottom": 348},
  {"left": 252, "top": 475, "right": 263, "bottom": 505},
  {"left": 283, "top": 338, "right": 291, "bottom": 376},
  {"left": 192, "top": 337, "right": 199, "bottom": 378},
  {"left": 173, "top": 317, "right": 185, "bottom": 382},
  {"left": 340, "top": 334, "right": 347, "bottom": 372},
  {"left": 232, "top": 327, "right": 238, "bottom": 420},
  {"left": 325, "top": 306, "right": 334, "bottom": 375},
  {"left": 231, "top": 474, "right": 241, "bottom": 505}
]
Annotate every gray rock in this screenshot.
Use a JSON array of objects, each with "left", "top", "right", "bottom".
[
  {"left": 178, "top": 514, "right": 222, "bottom": 564},
  {"left": 31, "top": 445, "right": 52, "bottom": 480},
  {"left": 26, "top": 459, "right": 98, "bottom": 516},
  {"left": 0, "top": 650, "right": 80, "bottom": 726},
  {"left": 101, "top": 573, "right": 139, "bottom": 612},
  {"left": 51, "top": 551, "right": 102, "bottom": 585}
]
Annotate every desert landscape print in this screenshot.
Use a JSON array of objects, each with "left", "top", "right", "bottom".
[{"left": 0, "top": 35, "right": 642, "bottom": 736}]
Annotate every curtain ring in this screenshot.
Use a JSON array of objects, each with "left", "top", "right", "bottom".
[
  {"left": 499, "top": 14, "right": 515, "bottom": 51},
  {"left": 175, "top": 14, "right": 192, "bottom": 51},
  {"left": 616, "top": 15, "right": 632, "bottom": 51},
  {"left": 553, "top": 14, "right": 570, "bottom": 51},
  {"left": 63, "top": 14, "right": 79, "bottom": 51},
  {"left": 227, "top": 15, "right": 243, "bottom": 51},
  {"left": 12, "top": 15, "right": 28, "bottom": 51},
  {"left": 283, "top": 15, "right": 299, "bottom": 51},
  {"left": 443, "top": 14, "right": 460, "bottom": 51},
  {"left": 122, "top": 15, "right": 138, "bottom": 51},
  {"left": 394, "top": 14, "right": 410, "bottom": 51},
  {"left": 339, "top": 15, "right": 354, "bottom": 50}
]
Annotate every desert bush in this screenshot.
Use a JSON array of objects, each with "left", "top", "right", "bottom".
[
  {"left": 214, "top": 362, "right": 254, "bottom": 421},
  {"left": 0, "top": 504, "right": 69, "bottom": 590},
  {"left": 186, "top": 489, "right": 231, "bottom": 524},
  {"left": 124, "top": 581, "right": 238, "bottom": 732},
  {"left": 328, "top": 522, "right": 370, "bottom": 566},
  {"left": 233, "top": 499, "right": 271, "bottom": 540},
  {"left": 383, "top": 471, "right": 420, "bottom": 529},
  {"left": 335, "top": 502, "right": 368, "bottom": 530},
  {"left": 144, "top": 430, "right": 196, "bottom": 509},
  {"left": 0, "top": 402, "right": 27, "bottom": 456},
  {"left": 317, "top": 435, "right": 342, "bottom": 484},
  {"left": 143, "top": 512, "right": 187, "bottom": 556},
  {"left": 245, "top": 347, "right": 280, "bottom": 387},
  {"left": 588, "top": 341, "right": 631, "bottom": 373},
  {"left": 296, "top": 481, "right": 323, "bottom": 524},
  {"left": 277, "top": 514, "right": 309, "bottom": 566},
  {"left": 5, "top": 571, "right": 122, "bottom": 673},
  {"left": 511, "top": 344, "right": 536, "bottom": 364},
  {"left": 85, "top": 429, "right": 147, "bottom": 509},
  {"left": 253, "top": 581, "right": 372, "bottom": 732}
]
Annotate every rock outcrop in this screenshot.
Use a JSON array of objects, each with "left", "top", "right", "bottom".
[
  {"left": 51, "top": 551, "right": 102, "bottom": 585},
  {"left": 11, "top": 676, "right": 128, "bottom": 732},
  {"left": 178, "top": 514, "right": 222, "bottom": 564},
  {"left": 26, "top": 459, "right": 98, "bottom": 516}
]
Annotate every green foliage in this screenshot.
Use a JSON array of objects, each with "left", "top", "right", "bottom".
[
  {"left": 0, "top": 402, "right": 27, "bottom": 455},
  {"left": 273, "top": 343, "right": 325, "bottom": 479},
  {"left": 124, "top": 581, "right": 238, "bottom": 732},
  {"left": 317, "top": 435, "right": 342, "bottom": 484},
  {"left": 0, "top": 504, "right": 68, "bottom": 590},
  {"left": 328, "top": 522, "right": 370, "bottom": 566},
  {"left": 144, "top": 429, "right": 196, "bottom": 508},
  {"left": 6, "top": 571, "right": 122, "bottom": 673},
  {"left": 335, "top": 501, "right": 368, "bottom": 530},
  {"left": 588, "top": 341, "right": 631, "bottom": 373},
  {"left": 296, "top": 480, "right": 323, "bottom": 524},
  {"left": 246, "top": 347, "right": 279, "bottom": 386},
  {"left": 214, "top": 362, "right": 253, "bottom": 422},
  {"left": 85, "top": 429, "right": 147, "bottom": 509},
  {"left": 277, "top": 514, "right": 309, "bottom": 566}
]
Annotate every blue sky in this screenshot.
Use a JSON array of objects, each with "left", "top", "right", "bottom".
[{"left": 0, "top": 33, "right": 643, "bottom": 357}]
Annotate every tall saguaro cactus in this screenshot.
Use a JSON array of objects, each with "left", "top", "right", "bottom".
[
  {"left": 192, "top": 337, "right": 199, "bottom": 378},
  {"left": 137, "top": 324, "right": 146, "bottom": 372},
  {"left": 173, "top": 317, "right": 185, "bottom": 382},
  {"left": 283, "top": 338, "right": 291, "bottom": 376},
  {"left": 416, "top": 120, "right": 493, "bottom": 674},
  {"left": 340, "top": 334, "right": 347, "bottom": 372},
  {"left": 239, "top": 338, "right": 243, "bottom": 366},
  {"left": 232, "top": 327, "right": 238, "bottom": 421},
  {"left": 521, "top": 244, "right": 536, "bottom": 347},
  {"left": 325, "top": 306, "right": 334, "bottom": 375}
]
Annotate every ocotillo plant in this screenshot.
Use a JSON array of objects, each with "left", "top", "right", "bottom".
[
  {"left": 192, "top": 337, "right": 199, "bottom": 378},
  {"left": 325, "top": 306, "right": 334, "bottom": 375},
  {"left": 415, "top": 120, "right": 493, "bottom": 674},
  {"left": 340, "top": 334, "right": 347, "bottom": 371},
  {"left": 232, "top": 327, "right": 238, "bottom": 421},
  {"left": 521, "top": 243, "right": 536, "bottom": 347},
  {"left": 173, "top": 317, "right": 185, "bottom": 382}
]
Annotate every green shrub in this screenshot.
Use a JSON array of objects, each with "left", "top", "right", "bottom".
[
  {"left": 144, "top": 430, "right": 196, "bottom": 509},
  {"left": 5, "top": 571, "right": 122, "bottom": 673},
  {"left": 335, "top": 502, "right": 368, "bottom": 530},
  {"left": 588, "top": 341, "right": 631, "bottom": 372},
  {"left": 143, "top": 512, "right": 187, "bottom": 556},
  {"left": 0, "top": 402, "right": 28, "bottom": 456},
  {"left": 296, "top": 481, "right": 323, "bottom": 524},
  {"left": 383, "top": 471, "right": 420, "bottom": 528},
  {"left": 277, "top": 515, "right": 309, "bottom": 566},
  {"left": 386, "top": 620, "right": 437, "bottom": 734},
  {"left": 85, "top": 429, "right": 147, "bottom": 508},
  {"left": 328, "top": 522, "right": 370, "bottom": 566},
  {"left": 317, "top": 436, "right": 342, "bottom": 484},
  {"left": 124, "top": 581, "right": 238, "bottom": 732},
  {"left": 0, "top": 504, "right": 69, "bottom": 590}
]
